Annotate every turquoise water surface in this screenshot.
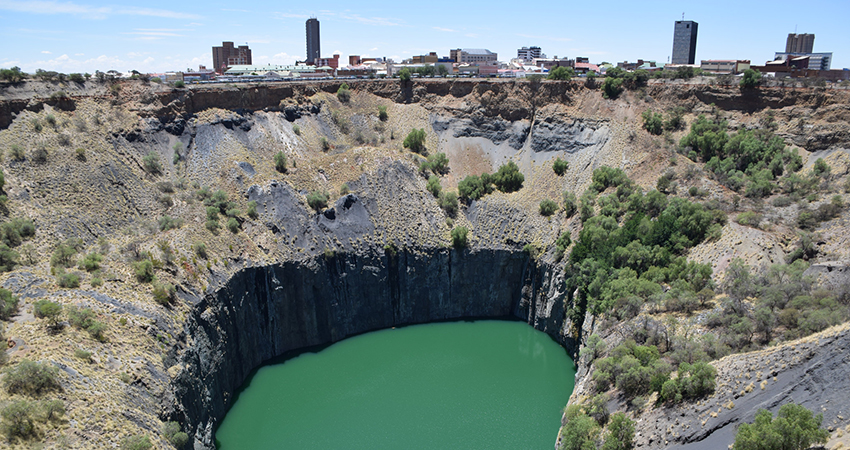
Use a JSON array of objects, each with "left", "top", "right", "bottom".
[{"left": 216, "top": 320, "right": 575, "bottom": 449}]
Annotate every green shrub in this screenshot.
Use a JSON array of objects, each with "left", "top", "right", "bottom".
[
  {"left": 320, "top": 137, "right": 330, "bottom": 151},
  {"left": 1, "top": 218, "right": 36, "bottom": 249},
  {"left": 86, "top": 320, "right": 106, "bottom": 341},
  {"left": 601, "top": 412, "right": 635, "bottom": 450},
  {"left": 3, "top": 359, "right": 60, "bottom": 395},
  {"left": 274, "top": 151, "right": 287, "bottom": 173},
  {"left": 458, "top": 174, "right": 493, "bottom": 201},
  {"left": 193, "top": 242, "right": 207, "bottom": 259},
  {"left": 559, "top": 405, "right": 600, "bottom": 450},
  {"left": 451, "top": 226, "right": 468, "bottom": 248},
  {"left": 0, "top": 400, "right": 36, "bottom": 440},
  {"left": 226, "top": 217, "right": 240, "bottom": 233},
  {"left": 50, "top": 241, "right": 78, "bottom": 268},
  {"left": 539, "top": 199, "right": 558, "bottom": 216},
  {"left": 426, "top": 175, "right": 442, "bottom": 197},
  {"left": 39, "top": 399, "right": 64, "bottom": 421},
  {"left": 812, "top": 158, "right": 830, "bottom": 178},
  {"left": 0, "top": 288, "right": 19, "bottom": 320},
  {"left": 133, "top": 259, "right": 154, "bottom": 283},
  {"left": 90, "top": 277, "right": 103, "bottom": 287},
  {"left": 553, "top": 158, "right": 569, "bottom": 176},
  {"left": 659, "top": 361, "right": 716, "bottom": 403},
  {"left": 163, "top": 421, "right": 189, "bottom": 448},
  {"left": 642, "top": 110, "right": 664, "bottom": 135},
  {"left": 291, "top": 124, "right": 301, "bottom": 135},
  {"left": 78, "top": 253, "right": 102, "bottom": 272},
  {"left": 306, "top": 191, "right": 329, "bottom": 212},
  {"left": 796, "top": 211, "right": 818, "bottom": 230},
  {"left": 403, "top": 129, "right": 426, "bottom": 153},
  {"left": 142, "top": 152, "right": 162, "bottom": 175},
  {"left": 563, "top": 191, "right": 578, "bottom": 217},
  {"left": 247, "top": 200, "right": 258, "bottom": 219},
  {"left": 56, "top": 270, "right": 80, "bottom": 288},
  {"left": 33, "top": 300, "right": 63, "bottom": 328},
  {"left": 739, "top": 68, "right": 762, "bottom": 89},
  {"left": 733, "top": 403, "right": 828, "bottom": 450},
  {"left": 336, "top": 83, "right": 351, "bottom": 103},
  {"left": 438, "top": 191, "right": 458, "bottom": 216},
  {"left": 735, "top": 211, "right": 762, "bottom": 228},
  {"left": 67, "top": 305, "right": 95, "bottom": 329},
  {"left": 159, "top": 215, "right": 183, "bottom": 231},
  {"left": 74, "top": 349, "right": 92, "bottom": 361},
  {"left": 340, "top": 184, "right": 350, "bottom": 195},
  {"left": 602, "top": 77, "right": 623, "bottom": 99},
  {"left": 174, "top": 80, "right": 185, "bottom": 88},
  {"left": 152, "top": 282, "right": 175, "bottom": 305},
  {"left": 547, "top": 66, "right": 574, "bottom": 80},
  {"left": 378, "top": 105, "right": 388, "bottom": 121},
  {"left": 121, "top": 434, "right": 153, "bottom": 450},
  {"left": 10, "top": 144, "right": 25, "bottom": 160},
  {"left": 421, "top": 152, "right": 449, "bottom": 174},
  {"left": 492, "top": 161, "right": 524, "bottom": 193}
]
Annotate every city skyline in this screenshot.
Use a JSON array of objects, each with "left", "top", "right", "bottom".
[{"left": 1, "top": 0, "right": 848, "bottom": 74}]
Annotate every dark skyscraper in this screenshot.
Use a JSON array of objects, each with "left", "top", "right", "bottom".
[
  {"left": 306, "top": 18, "right": 320, "bottom": 65},
  {"left": 786, "top": 33, "right": 815, "bottom": 53},
  {"left": 671, "top": 20, "right": 698, "bottom": 64},
  {"left": 212, "top": 42, "right": 252, "bottom": 74}
]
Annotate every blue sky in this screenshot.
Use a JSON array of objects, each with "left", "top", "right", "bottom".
[{"left": 1, "top": 0, "right": 848, "bottom": 74}]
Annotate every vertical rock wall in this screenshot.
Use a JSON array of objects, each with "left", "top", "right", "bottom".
[{"left": 171, "top": 248, "right": 576, "bottom": 449}]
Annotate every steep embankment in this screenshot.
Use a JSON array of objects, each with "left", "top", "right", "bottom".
[{"left": 0, "top": 78, "right": 849, "bottom": 449}]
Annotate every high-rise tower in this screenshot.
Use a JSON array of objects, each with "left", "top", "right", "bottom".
[
  {"left": 785, "top": 33, "right": 815, "bottom": 53},
  {"left": 671, "top": 20, "right": 698, "bottom": 64},
  {"left": 306, "top": 18, "right": 320, "bottom": 65}
]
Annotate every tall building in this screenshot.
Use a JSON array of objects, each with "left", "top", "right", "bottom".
[
  {"left": 786, "top": 33, "right": 815, "bottom": 53},
  {"left": 212, "top": 42, "right": 252, "bottom": 74},
  {"left": 306, "top": 18, "right": 320, "bottom": 65},
  {"left": 517, "top": 46, "right": 543, "bottom": 62},
  {"left": 671, "top": 20, "right": 698, "bottom": 64},
  {"left": 449, "top": 48, "right": 498, "bottom": 64}
]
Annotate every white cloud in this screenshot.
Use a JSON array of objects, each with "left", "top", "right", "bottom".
[
  {"left": 321, "top": 11, "right": 404, "bottom": 27},
  {"left": 0, "top": 0, "right": 201, "bottom": 20},
  {"left": 370, "top": 47, "right": 378, "bottom": 51},
  {"left": 41, "top": 50, "right": 51, "bottom": 54},
  {"left": 433, "top": 27, "right": 456, "bottom": 33}
]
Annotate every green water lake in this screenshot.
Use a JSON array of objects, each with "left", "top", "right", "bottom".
[{"left": 216, "top": 320, "right": 575, "bottom": 449}]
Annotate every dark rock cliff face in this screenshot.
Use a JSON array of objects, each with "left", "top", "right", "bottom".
[{"left": 172, "top": 249, "right": 574, "bottom": 449}]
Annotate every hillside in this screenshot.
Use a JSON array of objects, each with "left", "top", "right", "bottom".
[{"left": 0, "top": 77, "right": 848, "bottom": 449}]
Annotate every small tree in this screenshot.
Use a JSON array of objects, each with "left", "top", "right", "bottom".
[
  {"left": 553, "top": 158, "right": 569, "bottom": 176},
  {"left": 426, "top": 175, "right": 442, "bottom": 197},
  {"left": 547, "top": 66, "right": 575, "bottom": 81},
  {"left": 739, "top": 69, "right": 762, "bottom": 89},
  {"left": 451, "top": 226, "right": 468, "bottom": 248},
  {"left": 492, "top": 161, "right": 524, "bottom": 193},
  {"left": 602, "top": 412, "right": 635, "bottom": 450},
  {"left": 398, "top": 67, "right": 412, "bottom": 82},
  {"left": 0, "top": 400, "right": 36, "bottom": 440},
  {"left": 274, "top": 151, "right": 287, "bottom": 173},
  {"left": 539, "top": 199, "right": 558, "bottom": 216},
  {"left": 0, "top": 288, "right": 19, "bottom": 320},
  {"left": 336, "top": 83, "right": 351, "bottom": 103},
  {"left": 602, "top": 77, "right": 624, "bottom": 99},
  {"left": 163, "top": 421, "right": 189, "bottom": 448},
  {"left": 439, "top": 191, "right": 458, "bottom": 216},
  {"left": 403, "top": 129, "right": 426, "bottom": 154},
  {"left": 247, "top": 200, "right": 258, "bottom": 219},
  {"left": 3, "top": 359, "right": 61, "bottom": 395},
  {"left": 33, "top": 300, "right": 63, "bottom": 329},
  {"left": 641, "top": 110, "right": 664, "bottom": 135},
  {"left": 378, "top": 105, "right": 388, "bottom": 121},
  {"left": 143, "top": 152, "right": 162, "bottom": 175},
  {"left": 307, "top": 191, "right": 329, "bottom": 212},
  {"left": 733, "top": 403, "right": 829, "bottom": 450},
  {"left": 133, "top": 259, "right": 154, "bottom": 283}
]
